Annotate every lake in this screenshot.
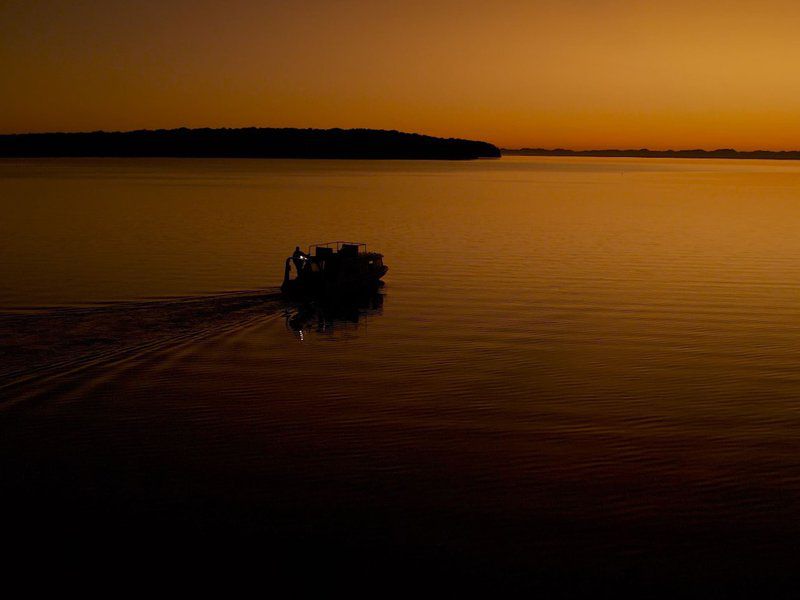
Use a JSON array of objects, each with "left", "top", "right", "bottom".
[{"left": 2, "top": 156, "right": 799, "bottom": 592}]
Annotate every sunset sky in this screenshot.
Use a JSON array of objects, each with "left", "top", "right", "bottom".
[{"left": 3, "top": 0, "right": 800, "bottom": 149}]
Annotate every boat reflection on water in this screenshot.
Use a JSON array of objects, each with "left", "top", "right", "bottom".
[{"left": 284, "top": 291, "right": 384, "bottom": 341}]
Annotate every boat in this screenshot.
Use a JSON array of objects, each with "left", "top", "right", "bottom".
[{"left": 281, "top": 241, "right": 388, "bottom": 297}]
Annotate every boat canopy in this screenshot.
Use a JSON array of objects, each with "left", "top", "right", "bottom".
[{"left": 308, "top": 241, "right": 367, "bottom": 256}]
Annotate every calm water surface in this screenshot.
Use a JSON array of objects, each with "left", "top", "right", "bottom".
[{"left": 2, "top": 157, "right": 799, "bottom": 589}]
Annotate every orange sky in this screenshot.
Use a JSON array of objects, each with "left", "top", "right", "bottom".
[{"left": 2, "top": 0, "right": 800, "bottom": 149}]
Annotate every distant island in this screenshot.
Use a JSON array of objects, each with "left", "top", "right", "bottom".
[
  {"left": 0, "top": 127, "right": 501, "bottom": 160},
  {"left": 504, "top": 148, "right": 800, "bottom": 160}
]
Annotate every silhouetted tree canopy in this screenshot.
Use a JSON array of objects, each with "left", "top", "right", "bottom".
[{"left": 0, "top": 127, "right": 501, "bottom": 160}]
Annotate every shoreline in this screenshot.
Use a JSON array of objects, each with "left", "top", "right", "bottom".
[{"left": 0, "top": 127, "right": 501, "bottom": 160}]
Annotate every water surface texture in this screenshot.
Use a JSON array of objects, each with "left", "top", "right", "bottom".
[{"left": 2, "top": 157, "right": 799, "bottom": 590}]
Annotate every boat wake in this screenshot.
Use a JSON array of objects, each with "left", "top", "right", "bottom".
[{"left": 0, "top": 289, "right": 285, "bottom": 398}]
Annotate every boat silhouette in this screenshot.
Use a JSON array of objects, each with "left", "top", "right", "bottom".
[{"left": 281, "top": 241, "right": 388, "bottom": 297}]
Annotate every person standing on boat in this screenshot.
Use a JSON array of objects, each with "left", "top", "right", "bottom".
[{"left": 292, "top": 246, "right": 308, "bottom": 276}]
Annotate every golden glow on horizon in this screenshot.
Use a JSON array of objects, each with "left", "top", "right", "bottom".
[{"left": 3, "top": 0, "right": 800, "bottom": 150}]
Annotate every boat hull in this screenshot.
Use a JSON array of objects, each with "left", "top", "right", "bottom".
[{"left": 281, "top": 265, "right": 387, "bottom": 298}]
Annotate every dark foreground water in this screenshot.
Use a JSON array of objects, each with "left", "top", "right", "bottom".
[{"left": 2, "top": 157, "right": 800, "bottom": 592}]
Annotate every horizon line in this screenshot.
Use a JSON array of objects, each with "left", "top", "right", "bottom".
[
  {"left": 503, "top": 147, "right": 800, "bottom": 155},
  {"left": 4, "top": 127, "right": 800, "bottom": 155}
]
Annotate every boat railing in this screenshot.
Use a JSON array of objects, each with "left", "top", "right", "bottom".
[{"left": 308, "top": 241, "right": 367, "bottom": 254}]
